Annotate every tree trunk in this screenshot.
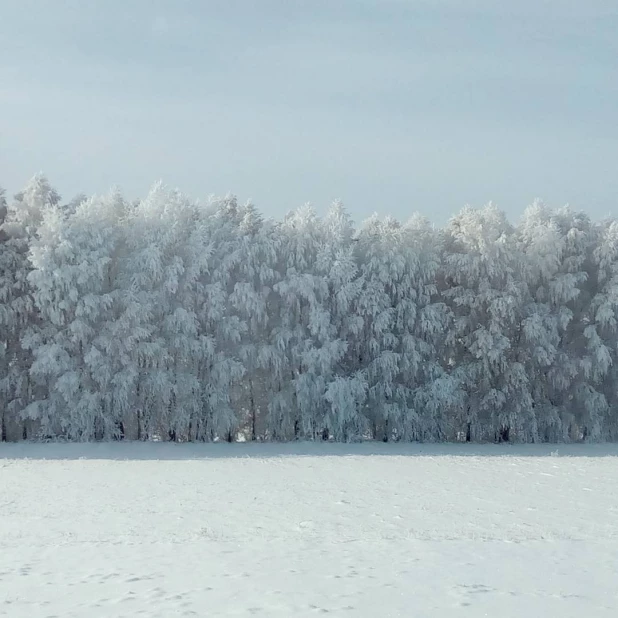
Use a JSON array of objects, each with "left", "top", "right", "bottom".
[
  {"left": 137, "top": 409, "right": 142, "bottom": 441},
  {"left": 136, "top": 379, "right": 142, "bottom": 440},
  {"left": 250, "top": 380, "right": 256, "bottom": 441},
  {"left": 383, "top": 418, "right": 390, "bottom": 442},
  {"left": 497, "top": 426, "right": 510, "bottom": 443}
]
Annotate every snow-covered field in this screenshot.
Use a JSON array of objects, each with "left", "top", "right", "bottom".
[{"left": 1, "top": 443, "right": 618, "bottom": 617}]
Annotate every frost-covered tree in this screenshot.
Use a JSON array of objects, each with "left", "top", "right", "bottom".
[
  {"left": 268, "top": 205, "right": 326, "bottom": 440},
  {"left": 354, "top": 215, "right": 402, "bottom": 441},
  {"left": 589, "top": 219, "right": 618, "bottom": 439},
  {"left": 213, "top": 197, "right": 279, "bottom": 441},
  {"left": 518, "top": 203, "right": 595, "bottom": 441},
  {"left": 0, "top": 175, "right": 60, "bottom": 440},
  {"left": 313, "top": 202, "right": 364, "bottom": 441},
  {"left": 117, "top": 183, "right": 227, "bottom": 441},
  {"left": 355, "top": 213, "right": 456, "bottom": 442},
  {"left": 190, "top": 194, "right": 248, "bottom": 441},
  {"left": 399, "top": 215, "right": 460, "bottom": 441},
  {"left": 2, "top": 172, "right": 617, "bottom": 444},
  {"left": 0, "top": 187, "right": 9, "bottom": 440},
  {"left": 442, "top": 204, "right": 532, "bottom": 442},
  {"left": 25, "top": 192, "right": 126, "bottom": 439}
]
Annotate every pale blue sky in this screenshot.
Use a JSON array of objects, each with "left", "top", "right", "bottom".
[{"left": 1, "top": 0, "right": 616, "bottom": 223}]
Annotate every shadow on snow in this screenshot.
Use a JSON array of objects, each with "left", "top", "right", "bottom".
[{"left": 2, "top": 441, "right": 618, "bottom": 461}]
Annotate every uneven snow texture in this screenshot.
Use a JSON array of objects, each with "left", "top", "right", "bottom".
[{"left": 1, "top": 443, "right": 618, "bottom": 617}]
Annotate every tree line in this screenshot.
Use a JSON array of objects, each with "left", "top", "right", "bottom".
[{"left": 1, "top": 175, "right": 617, "bottom": 443}]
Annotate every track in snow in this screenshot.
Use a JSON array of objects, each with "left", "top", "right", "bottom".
[{"left": 1, "top": 442, "right": 617, "bottom": 617}]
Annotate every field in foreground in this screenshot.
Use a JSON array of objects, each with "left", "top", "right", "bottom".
[{"left": 1, "top": 443, "right": 618, "bottom": 617}]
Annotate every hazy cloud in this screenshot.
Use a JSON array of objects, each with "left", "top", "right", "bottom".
[{"left": 0, "top": 0, "right": 616, "bottom": 222}]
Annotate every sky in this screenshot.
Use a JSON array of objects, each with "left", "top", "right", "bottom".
[{"left": 1, "top": 0, "right": 617, "bottom": 224}]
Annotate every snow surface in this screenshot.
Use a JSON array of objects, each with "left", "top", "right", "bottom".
[{"left": 1, "top": 442, "right": 618, "bottom": 617}]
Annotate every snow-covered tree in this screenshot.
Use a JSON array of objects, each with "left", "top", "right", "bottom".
[
  {"left": 117, "top": 183, "right": 229, "bottom": 441},
  {"left": 25, "top": 192, "right": 126, "bottom": 439},
  {"left": 399, "top": 215, "right": 460, "bottom": 441},
  {"left": 0, "top": 175, "right": 60, "bottom": 440},
  {"left": 212, "top": 197, "right": 279, "bottom": 441},
  {"left": 589, "top": 219, "right": 618, "bottom": 439},
  {"left": 442, "top": 204, "right": 532, "bottom": 442},
  {"left": 0, "top": 186, "right": 9, "bottom": 440},
  {"left": 313, "top": 202, "right": 364, "bottom": 441},
  {"left": 355, "top": 213, "right": 456, "bottom": 442},
  {"left": 518, "top": 203, "right": 595, "bottom": 441},
  {"left": 268, "top": 205, "right": 326, "bottom": 440},
  {"left": 190, "top": 194, "right": 248, "bottom": 441},
  {"left": 2, "top": 172, "right": 617, "bottom": 444}
]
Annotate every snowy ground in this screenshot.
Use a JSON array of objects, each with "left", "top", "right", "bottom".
[{"left": 1, "top": 443, "right": 618, "bottom": 617}]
